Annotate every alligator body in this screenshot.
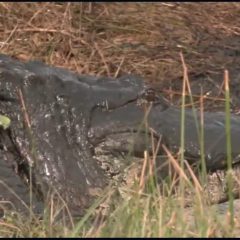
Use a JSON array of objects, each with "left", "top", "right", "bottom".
[
  {"left": 149, "top": 106, "right": 240, "bottom": 171},
  {"left": 0, "top": 54, "right": 240, "bottom": 217}
]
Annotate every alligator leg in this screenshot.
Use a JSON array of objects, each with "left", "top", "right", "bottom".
[{"left": 0, "top": 129, "right": 43, "bottom": 217}]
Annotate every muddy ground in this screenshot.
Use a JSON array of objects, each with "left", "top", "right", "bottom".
[{"left": 1, "top": 3, "right": 240, "bottom": 110}]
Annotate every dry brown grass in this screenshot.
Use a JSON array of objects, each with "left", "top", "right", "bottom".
[
  {"left": 0, "top": 3, "right": 240, "bottom": 81},
  {"left": 1, "top": 2, "right": 240, "bottom": 109}
]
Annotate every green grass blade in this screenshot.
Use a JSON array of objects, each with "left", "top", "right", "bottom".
[{"left": 224, "top": 70, "right": 234, "bottom": 230}]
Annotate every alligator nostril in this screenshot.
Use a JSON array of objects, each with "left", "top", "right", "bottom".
[{"left": 0, "top": 93, "right": 16, "bottom": 102}]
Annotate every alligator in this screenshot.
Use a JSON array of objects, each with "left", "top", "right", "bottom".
[{"left": 0, "top": 54, "right": 240, "bottom": 219}]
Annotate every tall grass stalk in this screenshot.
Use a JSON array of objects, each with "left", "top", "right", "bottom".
[
  {"left": 18, "top": 89, "right": 35, "bottom": 222},
  {"left": 179, "top": 53, "right": 208, "bottom": 233},
  {"left": 199, "top": 88, "right": 207, "bottom": 183},
  {"left": 224, "top": 70, "right": 234, "bottom": 229},
  {"left": 179, "top": 53, "right": 187, "bottom": 214},
  {"left": 183, "top": 66, "right": 207, "bottom": 184}
]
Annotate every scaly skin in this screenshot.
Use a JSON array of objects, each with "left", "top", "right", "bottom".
[
  {"left": 0, "top": 54, "right": 150, "bottom": 217},
  {"left": 0, "top": 54, "right": 240, "bottom": 218}
]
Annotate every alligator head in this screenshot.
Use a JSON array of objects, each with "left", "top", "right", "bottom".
[{"left": 0, "top": 54, "right": 167, "bottom": 217}]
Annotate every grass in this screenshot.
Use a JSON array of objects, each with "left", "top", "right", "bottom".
[
  {"left": 1, "top": 3, "right": 240, "bottom": 85},
  {"left": 1, "top": 2, "right": 240, "bottom": 237},
  {"left": 224, "top": 70, "right": 234, "bottom": 230}
]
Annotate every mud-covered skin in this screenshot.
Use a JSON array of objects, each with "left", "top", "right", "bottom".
[
  {"left": 0, "top": 54, "right": 151, "bottom": 217},
  {"left": 0, "top": 54, "right": 240, "bottom": 217},
  {"left": 0, "top": 129, "right": 43, "bottom": 216}
]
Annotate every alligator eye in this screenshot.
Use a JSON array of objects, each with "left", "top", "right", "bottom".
[
  {"left": 145, "top": 88, "right": 157, "bottom": 102},
  {"left": 139, "top": 87, "right": 158, "bottom": 103}
]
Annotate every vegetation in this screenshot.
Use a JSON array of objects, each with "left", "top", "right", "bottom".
[
  {"left": 0, "top": 115, "right": 11, "bottom": 130},
  {"left": 0, "top": 2, "right": 240, "bottom": 237}
]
